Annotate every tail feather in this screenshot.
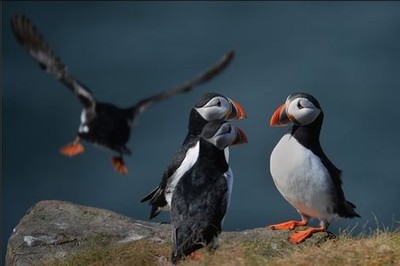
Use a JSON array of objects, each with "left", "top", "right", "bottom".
[
  {"left": 339, "top": 200, "right": 360, "bottom": 218},
  {"left": 140, "top": 187, "right": 158, "bottom": 203},
  {"left": 11, "top": 15, "right": 96, "bottom": 109},
  {"left": 140, "top": 186, "right": 168, "bottom": 219},
  {"left": 149, "top": 205, "right": 162, "bottom": 220}
]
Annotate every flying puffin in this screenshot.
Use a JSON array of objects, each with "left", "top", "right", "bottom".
[
  {"left": 269, "top": 92, "right": 360, "bottom": 244},
  {"left": 171, "top": 121, "right": 248, "bottom": 263},
  {"left": 140, "top": 92, "right": 246, "bottom": 218},
  {"left": 11, "top": 15, "right": 234, "bottom": 174}
]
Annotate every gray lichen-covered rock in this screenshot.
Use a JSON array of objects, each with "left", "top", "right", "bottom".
[
  {"left": 6, "top": 200, "right": 171, "bottom": 265},
  {"left": 6, "top": 200, "right": 331, "bottom": 265}
]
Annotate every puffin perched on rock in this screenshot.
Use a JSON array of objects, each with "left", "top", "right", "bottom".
[
  {"left": 171, "top": 121, "right": 248, "bottom": 263},
  {"left": 269, "top": 92, "right": 360, "bottom": 244},
  {"left": 141, "top": 92, "right": 246, "bottom": 218},
  {"left": 11, "top": 15, "right": 234, "bottom": 174}
]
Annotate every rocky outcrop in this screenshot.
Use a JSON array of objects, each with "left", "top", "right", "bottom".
[
  {"left": 6, "top": 200, "right": 171, "bottom": 265},
  {"left": 6, "top": 200, "right": 330, "bottom": 265}
]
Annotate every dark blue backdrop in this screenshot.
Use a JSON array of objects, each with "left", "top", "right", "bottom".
[{"left": 3, "top": 2, "right": 400, "bottom": 262}]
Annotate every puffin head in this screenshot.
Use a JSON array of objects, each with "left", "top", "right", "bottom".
[
  {"left": 194, "top": 93, "right": 246, "bottom": 122},
  {"left": 201, "top": 121, "right": 248, "bottom": 150},
  {"left": 270, "top": 92, "right": 322, "bottom": 127}
]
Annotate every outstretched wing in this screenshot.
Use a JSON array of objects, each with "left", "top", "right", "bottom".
[
  {"left": 11, "top": 15, "right": 95, "bottom": 110},
  {"left": 130, "top": 50, "right": 235, "bottom": 116}
]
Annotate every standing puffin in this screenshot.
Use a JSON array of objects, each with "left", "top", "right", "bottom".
[
  {"left": 171, "top": 121, "right": 248, "bottom": 263},
  {"left": 140, "top": 92, "right": 246, "bottom": 218},
  {"left": 11, "top": 15, "right": 234, "bottom": 174},
  {"left": 269, "top": 92, "right": 360, "bottom": 244}
]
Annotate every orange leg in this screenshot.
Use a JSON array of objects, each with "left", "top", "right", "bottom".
[
  {"left": 288, "top": 226, "right": 326, "bottom": 244},
  {"left": 189, "top": 251, "right": 202, "bottom": 261},
  {"left": 269, "top": 219, "right": 308, "bottom": 230},
  {"left": 112, "top": 156, "right": 128, "bottom": 175},
  {"left": 59, "top": 138, "right": 84, "bottom": 157}
]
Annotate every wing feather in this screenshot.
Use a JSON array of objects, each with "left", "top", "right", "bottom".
[
  {"left": 130, "top": 50, "right": 235, "bottom": 116},
  {"left": 11, "top": 15, "right": 95, "bottom": 109}
]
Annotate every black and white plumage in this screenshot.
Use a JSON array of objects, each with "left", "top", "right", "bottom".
[
  {"left": 269, "top": 92, "right": 360, "bottom": 244},
  {"left": 140, "top": 93, "right": 246, "bottom": 218},
  {"left": 11, "top": 15, "right": 235, "bottom": 174},
  {"left": 171, "top": 121, "right": 247, "bottom": 263}
]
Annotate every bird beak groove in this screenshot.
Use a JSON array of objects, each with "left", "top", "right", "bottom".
[
  {"left": 227, "top": 99, "right": 247, "bottom": 120},
  {"left": 231, "top": 127, "right": 248, "bottom": 146},
  {"left": 270, "top": 103, "right": 291, "bottom": 127}
]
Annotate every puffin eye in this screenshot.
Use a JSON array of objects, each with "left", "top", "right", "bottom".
[
  {"left": 297, "top": 101, "right": 304, "bottom": 109},
  {"left": 216, "top": 100, "right": 222, "bottom": 107}
]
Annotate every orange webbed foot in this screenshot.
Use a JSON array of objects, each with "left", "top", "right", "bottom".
[
  {"left": 288, "top": 226, "right": 326, "bottom": 244},
  {"left": 112, "top": 156, "right": 128, "bottom": 175},
  {"left": 269, "top": 220, "right": 308, "bottom": 230},
  {"left": 60, "top": 141, "right": 84, "bottom": 157},
  {"left": 189, "top": 251, "right": 202, "bottom": 261}
]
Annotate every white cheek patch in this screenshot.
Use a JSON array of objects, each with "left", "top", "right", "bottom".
[
  {"left": 288, "top": 99, "right": 320, "bottom": 125},
  {"left": 211, "top": 130, "right": 236, "bottom": 150},
  {"left": 220, "top": 99, "right": 230, "bottom": 112},
  {"left": 195, "top": 106, "right": 225, "bottom": 121},
  {"left": 194, "top": 97, "right": 230, "bottom": 121},
  {"left": 297, "top": 108, "right": 320, "bottom": 125}
]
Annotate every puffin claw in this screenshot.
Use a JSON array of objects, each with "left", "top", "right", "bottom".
[
  {"left": 112, "top": 156, "right": 128, "bottom": 175},
  {"left": 189, "top": 251, "right": 202, "bottom": 261},
  {"left": 59, "top": 141, "right": 84, "bottom": 157},
  {"left": 268, "top": 219, "right": 308, "bottom": 230},
  {"left": 288, "top": 226, "right": 326, "bottom": 244}
]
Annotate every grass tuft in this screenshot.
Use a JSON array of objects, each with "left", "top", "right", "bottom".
[
  {"left": 43, "top": 240, "right": 171, "bottom": 266},
  {"left": 42, "top": 226, "right": 400, "bottom": 266}
]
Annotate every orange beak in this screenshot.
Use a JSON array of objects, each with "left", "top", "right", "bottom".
[
  {"left": 227, "top": 99, "right": 247, "bottom": 120},
  {"left": 231, "top": 127, "right": 248, "bottom": 146},
  {"left": 270, "top": 103, "right": 291, "bottom": 127}
]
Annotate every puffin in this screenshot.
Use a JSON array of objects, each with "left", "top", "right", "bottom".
[
  {"left": 140, "top": 92, "right": 246, "bottom": 218},
  {"left": 11, "top": 15, "right": 234, "bottom": 174},
  {"left": 171, "top": 121, "right": 248, "bottom": 263},
  {"left": 269, "top": 92, "right": 360, "bottom": 244}
]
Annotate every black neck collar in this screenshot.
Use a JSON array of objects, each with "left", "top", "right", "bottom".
[
  {"left": 183, "top": 109, "right": 207, "bottom": 143},
  {"left": 291, "top": 112, "right": 324, "bottom": 150},
  {"left": 198, "top": 139, "right": 228, "bottom": 171}
]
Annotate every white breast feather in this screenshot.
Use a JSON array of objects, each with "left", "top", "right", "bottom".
[
  {"left": 225, "top": 168, "right": 233, "bottom": 208},
  {"left": 221, "top": 145, "right": 233, "bottom": 224},
  {"left": 270, "top": 133, "right": 338, "bottom": 221},
  {"left": 220, "top": 167, "right": 233, "bottom": 226},
  {"left": 224, "top": 148, "right": 229, "bottom": 162},
  {"left": 80, "top": 109, "right": 87, "bottom": 124},
  {"left": 166, "top": 142, "right": 200, "bottom": 207},
  {"left": 78, "top": 110, "right": 89, "bottom": 133}
]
